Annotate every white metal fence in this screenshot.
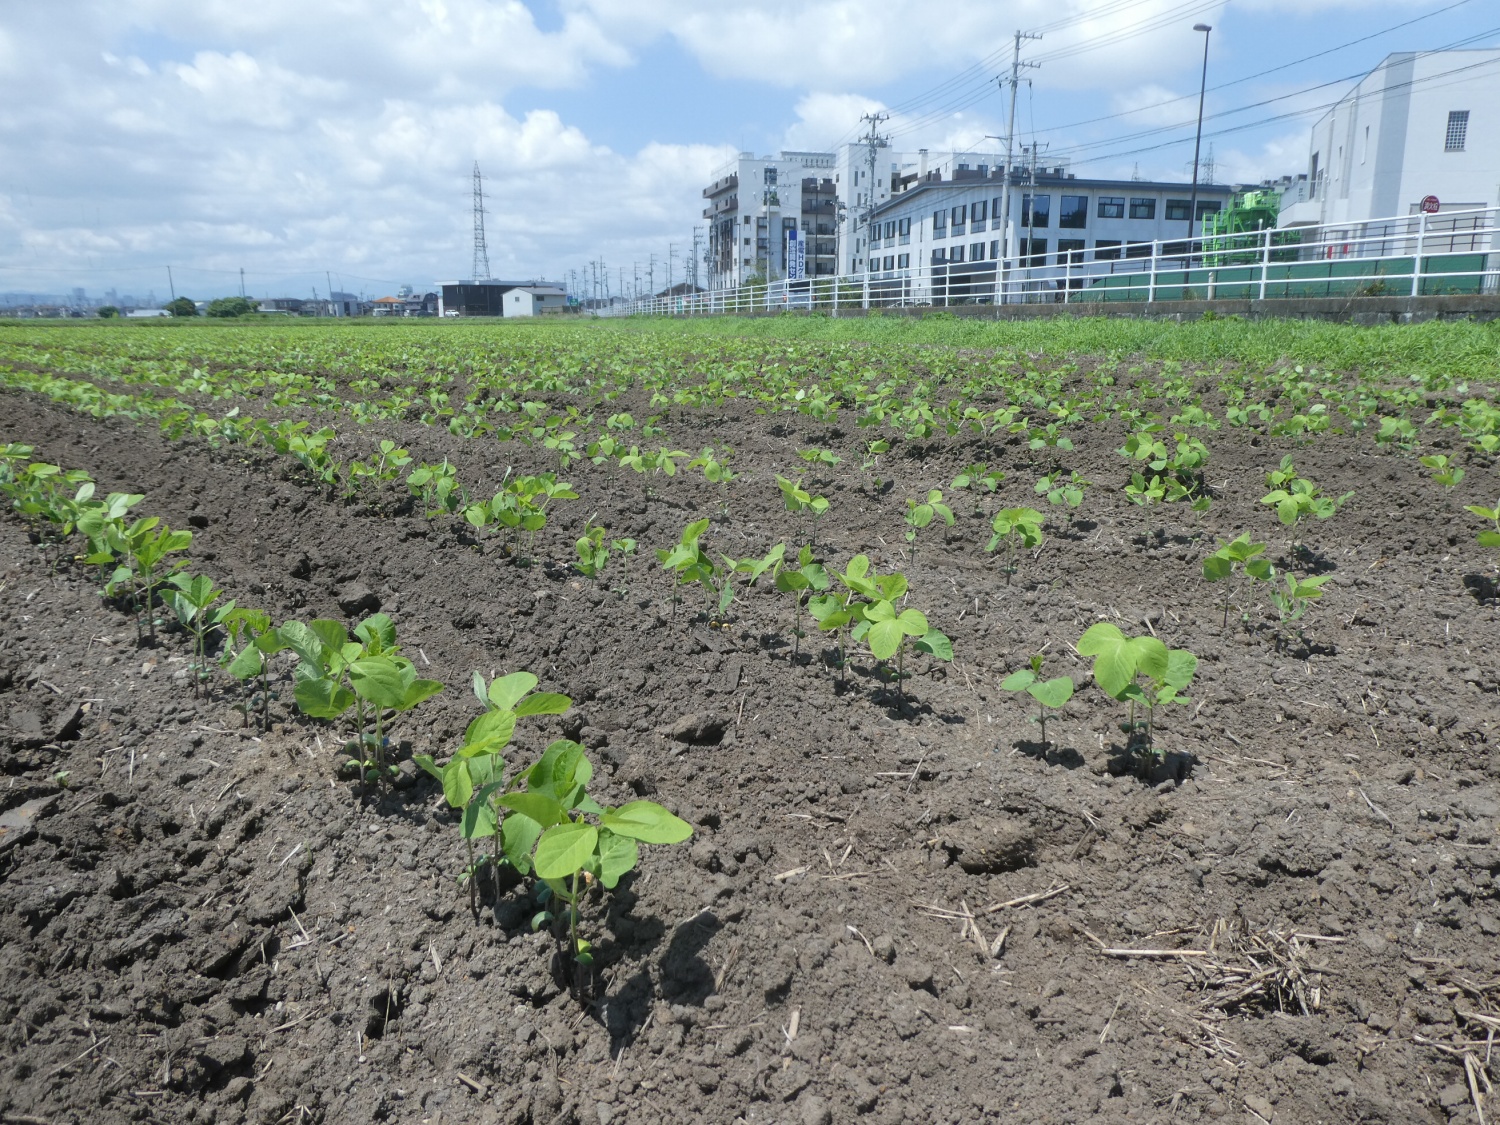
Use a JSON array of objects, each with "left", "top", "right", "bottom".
[{"left": 598, "top": 205, "right": 1500, "bottom": 316}]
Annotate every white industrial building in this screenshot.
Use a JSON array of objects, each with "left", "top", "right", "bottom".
[
  {"left": 865, "top": 171, "right": 1234, "bottom": 276},
  {"left": 1280, "top": 49, "right": 1500, "bottom": 229}
]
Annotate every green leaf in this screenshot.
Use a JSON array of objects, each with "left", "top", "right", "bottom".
[
  {"left": 514, "top": 691, "right": 572, "bottom": 717},
  {"left": 1027, "top": 676, "right": 1074, "bottom": 709},
  {"left": 400, "top": 678, "right": 445, "bottom": 709},
  {"left": 1202, "top": 555, "right": 1231, "bottom": 582},
  {"left": 227, "top": 645, "right": 263, "bottom": 680},
  {"left": 1480, "top": 531, "right": 1500, "bottom": 548},
  {"left": 293, "top": 676, "right": 354, "bottom": 720},
  {"left": 533, "top": 822, "right": 599, "bottom": 880},
  {"left": 353, "top": 613, "right": 397, "bottom": 651},
  {"left": 896, "top": 608, "right": 929, "bottom": 637},
  {"left": 502, "top": 813, "right": 542, "bottom": 875},
  {"left": 309, "top": 619, "right": 349, "bottom": 655},
  {"left": 465, "top": 708, "right": 516, "bottom": 749},
  {"left": 1164, "top": 650, "right": 1198, "bottom": 691},
  {"left": 915, "top": 629, "right": 953, "bottom": 661},
  {"left": 497, "top": 791, "right": 568, "bottom": 828},
  {"left": 486, "top": 671, "right": 538, "bottom": 712},
  {"left": 412, "top": 753, "right": 443, "bottom": 782},
  {"left": 596, "top": 830, "right": 639, "bottom": 889},
  {"left": 867, "top": 617, "right": 903, "bottom": 661},
  {"left": 442, "top": 760, "right": 474, "bottom": 809},
  {"left": 600, "top": 800, "right": 694, "bottom": 844},
  {"left": 1000, "top": 669, "right": 1038, "bottom": 691},
  {"left": 349, "top": 656, "right": 408, "bottom": 709}
]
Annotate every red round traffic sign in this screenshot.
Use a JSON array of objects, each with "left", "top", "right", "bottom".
[{"left": 1420, "top": 195, "right": 1440, "bottom": 214}]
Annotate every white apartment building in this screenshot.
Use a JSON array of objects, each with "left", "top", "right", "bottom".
[
  {"left": 1280, "top": 49, "right": 1500, "bottom": 229},
  {"left": 702, "top": 146, "right": 1010, "bottom": 287},
  {"left": 704, "top": 151, "right": 839, "bottom": 289}
]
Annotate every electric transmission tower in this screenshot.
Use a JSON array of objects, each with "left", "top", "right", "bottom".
[{"left": 472, "top": 162, "right": 492, "bottom": 281}]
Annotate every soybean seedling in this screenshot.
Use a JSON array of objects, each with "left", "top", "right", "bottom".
[
  {"left": 1466, "top": 499, "right": 1500, "bottom": 549},
  {"left": 903, "top": 489, "right": 954, "bottom": 564},
  {"left": 1000, "top": 654, "right": 1074, "bottom": 747},
  {"left": 415, "top": 671, "right": 572, "bottom": 916},
  {"left": 1034, "top": 470, "right": 1089, "bottom": 515},
  {"left": 1420, "top": 454, "right": 1465, "bottom": 488},
  {"left": 656, "top": 518, "right": 720, "bottom": 617},
  {"left": 575, "top": 518, "right": 635, "bottom": 580},
  {"left": 1270, "top": 573, "right": 1332, "bottom": 632},
  {"left": 1260, "top": 456, "right": 1351, "bottom": 528},
  {"left": 773, "top": 544, "right": 830, "bottom": 659},
  {"left": 407, "top": 459, "right": 466, "bottom": 519},
  {"left": 1077, "top": 622, "right": 1196, "bottom": 776},
  {"left": 122, "top": 519, "right": 193, "bottom": 642},
  {"left": 776, "top": 475, "right": 831, "bottom": 544},
  {"left": 847, "top": 564, "right": 952, "bottom": 700},
  {"left": 951, "top": 463, "right": 1005, "bottom": 493},
  {"left": 987, "top": 507, "right": 1044, "bottom": 582},
  {"left": 164, "top": 573, "right": 237, "bottom": 694},
  {"left": 497, "top": 739, "right": 692, "bottom": 990},
  {"left": 280, "top": 614, "right": 443, "bottom": 785},
  {"left": 1202, "top": 533, "right": 1274, "bottom": 627},
  {"left": 224, "top": 608, "right": 285, "bottom": 730}
]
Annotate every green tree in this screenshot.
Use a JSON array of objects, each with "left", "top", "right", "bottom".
[
  {"left": 205, "top": 296, "right": 257, "bottom": 318},
  {"left": 165, "top": 297, "right": 198, "bottom": 317},
  {"left": 97, "top": 306, "right": 120, "bottom": 318}
]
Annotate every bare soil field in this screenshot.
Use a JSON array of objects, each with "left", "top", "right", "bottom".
[{"left": 3, "top": 328, "right": 1500, "bottom": 1125}]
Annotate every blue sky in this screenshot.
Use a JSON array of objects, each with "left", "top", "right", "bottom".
[{"left": 0, "top": 0, "right": 1493, "bottom": 302}]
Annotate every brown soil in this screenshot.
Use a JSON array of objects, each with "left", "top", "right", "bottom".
[{"left": 2, "top": 380, "right": 1499, "bottom": 1125}]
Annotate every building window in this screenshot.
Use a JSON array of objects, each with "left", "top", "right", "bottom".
[
  {"left": 883, "top": 255, "right": 894, "bottom": 270},
  {"left": 743, "top": 238, "right": 750, "bottom": 246},
  {"left": 1445, "top": 110, "right": 1469, "bottom": 152},
  {"left": 1022, "top": 238, "right": 1047, "bottom": 266},
  {"left": 1059, "top": 195, "right": 1088, "bottom": 228},
  {"left": 952, "top": 204, "right": 967, "bottom": 224},
  {"left": 972, "top": 200, "right": 987, "bottom": 222},
  {"left": 1094, "top": 239, "right": 1122, "bottom": 261},
  {"left": 1058, "top": 238, "right": 1086, "bottom": 265},
  {"left": 1129, "top": 198, "right": 1156, "bottom": 220},
  {"left": 930, "top": 249, "right": 946, "bottom": 264},
  {"left": 898, "top": 217, "right": 911, "bottom": 235},
  {"left": 990, "top": 240, "right": 1001, "bottom": 259},
  {"left": 1021, "top": 194, "right": 1051, "bottom": 228},
  {"left": 950, "top": 245, "right": 965, "bottom": 263},
  {"left": 884, "top": 221, "right": 896, "bottom": 239},
  {"left": 1195, "top": 200, "right": 1221, "bottom": 221},
  {"left": 933, "top": 209, "right": 947, "bottom": 236},
  {"left": 1125, "top": 241, "right": 1152, "bottom": 258},
  {"left": 897, "top": 253, "right": 910, "bottom": 268},
  {"left": 1164, "top": 199, "right": 1191, "bottom": 222},
  {"left": 970, "top": 242, "right": 985, "bottom": 261},
  {"left": 1097, "top": 196, "right": 1125, "bottom": 219}
]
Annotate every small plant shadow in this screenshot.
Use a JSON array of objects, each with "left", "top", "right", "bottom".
[
  {"left": 1463, "top": 573, "right": 1498, "bottom": 606},
  {"left": 1105, "top": 745, "right": 1196, "bottom": 785},
  {"left": 1014, "top": 739, "right": 1086, "bottom": 769}
]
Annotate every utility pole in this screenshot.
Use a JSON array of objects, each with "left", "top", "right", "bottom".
[
  {"left": 692, "top": 227, "right": 703, "bottom": 291},
  {"left": 649, "top": 254, "right": 657, "bottom": 296},
  {"left": 997, "top": 30, "right": 1042, "bottom": 303},
  {"left": 239, "top": 267, "right": 246, "bottom": 299},
  {"left": 668, "top": 244, "right": 676, "bottom": 293},
  {"left": 326, "top": 271, "right": 335, "bottom": 316},
  {"left": 166, "top": 266, "right": 175, "bottom": 302},
  {"left": 1022, "top": 141, "right": 1047, "bottom": 284},
  {"left": 856, "top": 113, "right": 890, "bottom": 274}
]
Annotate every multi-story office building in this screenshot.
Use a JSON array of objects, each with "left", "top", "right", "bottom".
[
  {"left": 1280, "top": 49, "right": 1500, "bottom": 230},
  {"left": 865, "top": 169, "right": 1234, "bottom": 280}
]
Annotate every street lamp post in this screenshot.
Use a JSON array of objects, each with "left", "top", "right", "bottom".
[{"left": 1187, "top": 23, "right": 1212, "bottom": 250}]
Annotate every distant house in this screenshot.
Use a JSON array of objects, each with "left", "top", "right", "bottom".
[
  {"left": 503, "top": 286, "right": 568, "bottom": 317},
  {"left": 371, "top": 296, "right": 403, "bottom": 317},
  {"left": 126, "top": 309, "right": 170, "bottom": 318}
]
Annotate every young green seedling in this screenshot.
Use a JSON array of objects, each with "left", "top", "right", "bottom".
[
  {"left": 1419, "top": 454, "right": 1465, "bottom": 488},
  {"left": 776, "top": 475, "right": 831, "bottom": 544},
  {"left": 772, "top": 544, "right": 830, "bottom": 659},
  {"left": 1034, "top": 470, "right": 1089, "bottom": 514},
  {"left": 987, "top": 507, "right": 1044, "bottom": 581},
  {"left": 656, "top": 518, "right": 720, "bottom": 617},
  {"left": 164, "top": 573, "right": 237, "bottom": 694},
  {"left": 904, "top": 489, "right": 954, "bottom": 563},
  {"left": 1466, "top": 499, "right": 1500, "bottom": 549},
  {"left": 1202, "top": 533, "right": 1274, "bottom": 627},
  {"left": 1260, "top": 456, "right": 1351, "bottom": 528},
  {"left": 223, "top": 608, "right": 285, "bottom": 730},
  {"left": 999, "top": 654, "right": 1074, "bottom": 746},
  {"left": 1077, "top": 622, "right": 1196, "bottom": 776},
  {"left": 951, "top": 462, "right": 1004, "bottom": 493},
  {"left": 497, "top": 739, "right": 692, "bottom": 987},
  {"left": 1269, "top": 573, "right": 1332, "bottom": 626},
  {"left": 122, "top": 519, "right": 193, "bottom": 642}
]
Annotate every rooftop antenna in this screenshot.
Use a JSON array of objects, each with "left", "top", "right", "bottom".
[{"left": 472, "top": 161, "right": 491, "bottom": 282}]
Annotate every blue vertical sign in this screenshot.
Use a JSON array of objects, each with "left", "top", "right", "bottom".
[{"left": 786, "top": 227, "right": 806, "bottom": 281}]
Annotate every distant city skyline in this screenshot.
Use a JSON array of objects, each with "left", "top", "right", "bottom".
[{"left": 0, "top": 0, "right": 1490, "bottom": 298}]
